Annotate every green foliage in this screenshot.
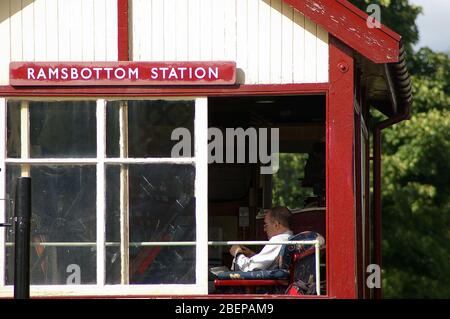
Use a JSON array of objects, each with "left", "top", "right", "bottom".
[
  {"left": 381, "top": 110, "right": 450, "bottom": 297},
  {"left": 272, "top": 153, "right": 313, "bottom": 209},
  {"left": 350, "top": 0, "right": 450, "bottom": 298},
  {"left": 379, "top": 40, "right": 450, "bottom": 296},
  {"left": 269, "top": 0, "right": 449, "bottom": 298},
  {"left": 409, "top": 48, "right": 450, "bottom": 114}
]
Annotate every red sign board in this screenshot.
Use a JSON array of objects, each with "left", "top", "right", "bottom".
[{"left": 9, "top": 61, "right": 236, "bottom": 86}]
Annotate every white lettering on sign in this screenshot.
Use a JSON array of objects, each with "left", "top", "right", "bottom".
[
  {"left": 150, "top": 66, "right": 219, "bottom": 80},
  {"left": 10, "top": 62, "right": 236, "bottom": 86},
  {"left": 26, "top": 66, "right": 141, "bottom": 81},
  {"left": 26, "top": 66, "right": 220, "bottom": 81}
]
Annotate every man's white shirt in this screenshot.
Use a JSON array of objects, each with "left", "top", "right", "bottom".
[{"left": 233, "top": 230, "right": 293, "bottom": 271}]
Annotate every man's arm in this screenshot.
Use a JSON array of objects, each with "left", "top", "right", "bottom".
[
  {"left": 233, "top": 244, "right": 282, "bottom": 272},
  {"left": 241, "top": 246, "right": 256, "bottom": 257}
]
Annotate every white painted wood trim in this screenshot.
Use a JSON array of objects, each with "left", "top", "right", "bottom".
[
  {"left": 292, "top": 10, "right": 305, "bottom": 83},
  {"left": 150, "top": 0, "right": 164, "bottom": 61},
  {"left": 94, "top": 0, "right": 107, "bottom": 61},
  {"left": 0, "top": 284, "right": 207, "bottom": 297},
  {"left": 316, "top": 25, "right": 329, "bottom": 83},
  {"left": 211, "top": 0, "right": 225, "bottom": 60},
  {"left": 5, "top": 158, "right": 195, "bottom": 164},
  {"left": 82, "top": 0, "right": 95, "bottom": 61},
  {"left": 46, "top": 0, "right": 59, "bottom": 61},
  {"left": 187, "top": 0, "right": 201, "bottom": 60},
  {"left": 34, "top": 0, "right": 47, "bottom": 61},
  {"left": 96, "top": 99, "right": 106, "bottom": 286},
  {"left": 163, "top": 0, "right": 177, "bottom": 61},
  {"left": 175, "top": 0, "right": 188, "bottom": 61},
  {"left": 258, "top": 0, "right": 271, "bottom": 83},
  {"left": 130, "top": 0, "right": 328, "bottom": 84},
  {"left": 20, "top": 101, "right": 30, "bottom": 177},
  {"left": 194, "top": 97, "right": 208, "bottom": 293},
  {"left": 0, "top": 98, "right": 6, "bottom": 286},
  {"left": 69, "top": 0, "right": 83, "bottom": 60},
  {"left": 199, "top": 0, "right": 212, "bottom": 60},
  {"left": 236, "top": 0, "right": 248, "bottom": 77},
  {"left": 119, "top": 101, "right": 130, "bottom": 284},
  {"left": 22, "top": 0, "right": 35, "bottom": 62},
  {"left": 246, "top": 0, "right": 259, "bottom": 84},
  {"left": 6, "top": 97, "right": 201, "bottom": 102},
  {"left": 270, "top": 0, "right": 283, "bottom": 84},
  {"left": 9, "top": 0, "right": 23, "bottom": 62},
  {"left": 224, "top": 0, "right": 237, "bottom": 62},
  {"left": 304, "top": 17, "right": 317, "bottom": 82},
  {"left": 281, "top": 1, "right": 294, "bottom": 84},
  {"left": 105, "top": 0, "right": 118, "bottom": 61},
  {"left": 0, "top": 1, "right": 11, "bottom": 85},
  {"left": 58, "top": 0, "right": 71, "bottom": 60}
]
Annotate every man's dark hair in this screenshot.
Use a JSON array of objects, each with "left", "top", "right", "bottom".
[{"left": 268, "top": 206, "right": 292, "bottom": 228}]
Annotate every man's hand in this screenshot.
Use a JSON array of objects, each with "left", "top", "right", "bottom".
[
  {"left": 241, "top": 246, "right": 256, "bottom": 257},
  {"left": 229, "top": 245, "right": 243, "bottom": 257}
]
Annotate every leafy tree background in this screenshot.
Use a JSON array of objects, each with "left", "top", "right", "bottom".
[
  {"left": 272, "top": 153, "right": 314, "bottom": 208},
  {"left": 349, "top": 0, "right": 450, "bottom": 298}
]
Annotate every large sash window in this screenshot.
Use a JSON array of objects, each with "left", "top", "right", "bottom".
[{"left": 0, "top": 98, "right": 208, "bottom": 296}]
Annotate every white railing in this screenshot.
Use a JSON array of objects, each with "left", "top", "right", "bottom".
[{"left": 5, "top": 239, "right": 323, "bottom": 295}]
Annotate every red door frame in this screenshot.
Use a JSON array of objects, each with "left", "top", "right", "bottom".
[{"left": 328, "top": 36, "right": 357, "bottom": 298}]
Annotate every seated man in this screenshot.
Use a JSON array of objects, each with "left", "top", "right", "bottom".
[{"left": 229, "top": 206, "right": 293, "bottom": 271}]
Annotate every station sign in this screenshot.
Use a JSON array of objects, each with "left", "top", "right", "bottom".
[{"left": 10, "top": 61, "right": 236, "bottom": 86}]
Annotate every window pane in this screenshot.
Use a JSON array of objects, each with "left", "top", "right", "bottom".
[
  {"left": 129, "top": 164, "right": 196, "bottom": 284},
  {"left": 105, "top": 246, "right": 121, "bottom": 285},
  {"left": 128, "top": 164, "right": 196, "bottom": 242},
  {"left": 106, "top": 165, "right": 120, "bottom": 243},
  {"left": 106, "top": 103, "right": 120, "bottom": 158},
  {"left": 5, "top": 165, "right": 97, "bottom": 285},
  {"left": 6, "top": 101, "right": 21, "bottom": 158},
  {"left": 105, "top": 165, "right": 121, "bottom": 284},
  {"left": 106, "top": 100, "right": 194, "bottom": 158},
  {"left": 130, "top": 246, "right": 195, "bottom": 284},
  {"left": 272, "top": 153, "right": 315, "bottom": 208},
  {"left": 105, "top": 164, "right": 196, "bottom": 284},
  {"left": 6, "top": 246, "right": 96, "bottom": 285},
  {"left": 29, "top": 101, "right": 96, "bottom": 158}
]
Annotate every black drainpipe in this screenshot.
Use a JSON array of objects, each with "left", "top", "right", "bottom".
[{"left": 373, "top": 43, "right": 412, "bottom": 299}]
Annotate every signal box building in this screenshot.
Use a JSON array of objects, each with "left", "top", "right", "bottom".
[{"left": 0, "top": 0, "right": 412, "bottom": 298}]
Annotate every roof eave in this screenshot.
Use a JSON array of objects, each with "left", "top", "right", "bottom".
[
  {"left": 283, "top": 0, "right": 400, "bottom": 63},
  {"left": 282, "top": 0, "right": 412, "bottom": 117}
]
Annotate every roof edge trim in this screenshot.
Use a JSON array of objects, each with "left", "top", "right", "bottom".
[{"left": 283, "top": 0, "right": 401, "bottom": 63}]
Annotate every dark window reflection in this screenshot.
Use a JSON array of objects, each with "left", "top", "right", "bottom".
[
  {"left": 128, "top": 164, "right": 195, "bottom": 242},
  {"left": 105, "top": 164, "right": 196, "bottom": 284},
  {"left": 106, "top": 100, "right": 194, "bottom": 158},
  {"left": 129, "top": 164, "right": 195, "bottom": 284},
  {"left": 130, "top": 247, "right": 196, "bottom": 284},
  {"left": 6, "top": 101, "right": 21, "bottom": 158},
  {"left": 5, "top": 165, "right": 96, "bottom": 285},
  {"left": 29, "top": 101, "right": 96, "bottom": 158}
]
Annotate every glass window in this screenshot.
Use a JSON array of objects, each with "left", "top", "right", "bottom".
[
  {"left": 7, "top": 101, "right": 97, "bottom": 158},
  {"left": 106, "top": 164, "right": 196, "bottom": 284},
  {"left": 106, "top": 100, "right": 194, "bottom": 158},
  {"left": 1, "top": 98, "right": 207, "bottom": 295},
  {"left": 5, "top": 165, "right": 96, "bottom": 285}
]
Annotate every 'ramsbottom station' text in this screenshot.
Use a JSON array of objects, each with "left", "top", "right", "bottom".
[{"left": 26, "top": 66, "right": 220, "bottom": 81}]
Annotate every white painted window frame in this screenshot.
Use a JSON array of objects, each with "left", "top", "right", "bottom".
[{"left": 0, "top": 97, "right": 208, "bottom": 297}]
